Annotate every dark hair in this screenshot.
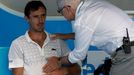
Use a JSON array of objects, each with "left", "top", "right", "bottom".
[{"left": 24, "top": 1, "right": 46, "bottom": 17}]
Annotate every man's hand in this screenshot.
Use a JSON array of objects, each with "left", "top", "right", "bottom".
[
  {"left": 45, "top": 68, "right": 68, "bottom": 75},
  {"left": 43, "top": 56, "right": 60, "bottom": 73}
]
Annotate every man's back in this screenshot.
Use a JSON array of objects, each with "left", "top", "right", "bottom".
[{"left": 75, "top": 0, "right": 134, "bottom": 54}]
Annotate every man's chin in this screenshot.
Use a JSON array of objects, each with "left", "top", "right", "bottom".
[
  {"left": 67, "top": 18, "right": 74, "bottom": 21},
  {"left": 67, "top": 19, "right": 73, "bottom": 21},
  {"left": 37, "top": 28, "right": 44, "bottom": 31},
  {"left": 36, "top": 29, "right": 44, "bottom": 32}
]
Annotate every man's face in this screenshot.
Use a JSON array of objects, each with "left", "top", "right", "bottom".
[
  {"left": 59, "top": 6, "right": 75, "bottom": 21},
  {"left": 25, "top": 7, "right": 46, "bottom": 32}
]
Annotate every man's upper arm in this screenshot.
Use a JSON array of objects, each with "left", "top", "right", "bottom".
[{"left": 8, "top": 41, "right": 24, "bottom": 69}]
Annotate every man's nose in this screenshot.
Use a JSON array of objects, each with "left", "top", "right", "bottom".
[{"left": 39, "top": 17, "right": 44, "bottom": 23}]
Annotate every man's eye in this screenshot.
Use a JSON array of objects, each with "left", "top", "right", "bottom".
[
  {"left": 42, "top": 14, "right": 46, "bottom": 17},
  {"left": 33, "top": 15, "right": 38, "bottom": 18}
]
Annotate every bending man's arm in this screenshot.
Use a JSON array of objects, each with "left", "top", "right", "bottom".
[
  {"left": 44, "top": 25, "right": 92, "bottom": 72},
  {"left": 51, "top": 33, "right": 75, "bottom": 40}
]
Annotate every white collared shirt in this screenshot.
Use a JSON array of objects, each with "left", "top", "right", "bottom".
[
  {"left": 68, "top": 0, "right": 134, "bottom": 63},
  {"left": 8, "top": 31, "right": 70, "bottom": 75}
]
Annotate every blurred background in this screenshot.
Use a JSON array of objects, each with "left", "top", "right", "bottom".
[{"left": 0, "top": 0, "right": 134, "bottom": 17}]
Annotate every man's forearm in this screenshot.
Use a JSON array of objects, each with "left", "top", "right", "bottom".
[
  {"left": 64, "top": 33, "right": 75, "bottom": 40},
  {"left": 57, "top": 33, "right": 75, "bottom": 40},
  {"left": 62, "top": 64, "right": 81, "bottom": 75},
  {"left": 12, "top": 67, "right": 24, "bottom": 75}
]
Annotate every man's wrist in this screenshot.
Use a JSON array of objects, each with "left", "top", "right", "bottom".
[
  {"left": 67, "top": 55, "right": 72, "bottom": 64},
  {"left": 58, "top": 57, "right": 62, "bottom": 68},
  {"left": 59, "top": 55, "right": 72, "bottom": 67}
]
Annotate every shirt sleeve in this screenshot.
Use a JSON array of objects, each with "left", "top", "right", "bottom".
[
  {"left": 68, "top": 25, "right": 94, "bottom": 63},
  {"left": 59, "top": 39, "right": 83, "bottom": 66},
  {"left": 8, "top": 41, "right": 24, "bottom": 69}
]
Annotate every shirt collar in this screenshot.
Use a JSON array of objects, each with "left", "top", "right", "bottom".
[
  {"left": 25, "top": 31, "right": 50, "bottom": 45},
  {"left": 75, "top": 0, "right": 93, "bottom": 17},
  {"left": 25, "top": 31, "right": 32, "bottom": 43},
  {"left": 76, "top": 1, "right": 84, "bottom": 15},
  {"left": 43, "top": 31, "right": 50, "bottom": 46}
]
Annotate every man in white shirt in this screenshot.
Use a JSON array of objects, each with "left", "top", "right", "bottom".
[
  {"left": 43, "top": 0, "right": 134, "bottom": 75},
  {"left": 8, "top": 1, "right": 81, "bottom": 75}
]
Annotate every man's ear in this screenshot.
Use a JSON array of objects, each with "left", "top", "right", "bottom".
[{"left": 24, "top": 16, "right": 29, "bottom": 22}]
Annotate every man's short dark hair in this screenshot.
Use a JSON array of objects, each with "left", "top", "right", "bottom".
[{"left": 24, "top": 1, "right": 46, "bottom": 17}]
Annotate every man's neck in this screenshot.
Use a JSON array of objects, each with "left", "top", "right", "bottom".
[{"left": 28, "top": 31, "right": 47, "bottom": 47}]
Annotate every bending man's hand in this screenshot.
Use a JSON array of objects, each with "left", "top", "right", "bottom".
[{"left": 43, "top": 56, "right": 60, "bottom": 73}]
